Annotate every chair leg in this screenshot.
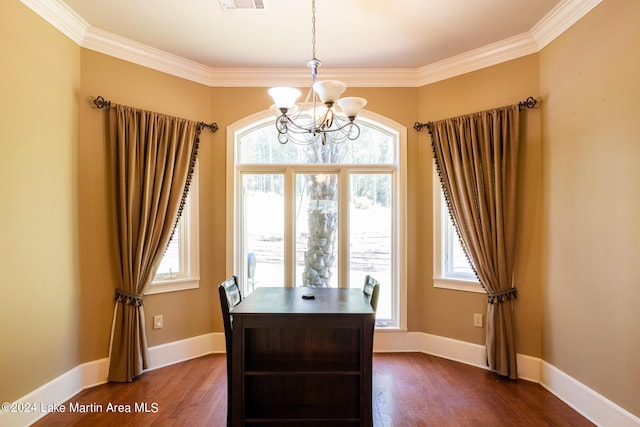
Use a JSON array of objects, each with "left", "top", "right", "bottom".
[{"left": 226, "top": 360, "right": 232, "bottom": 427}]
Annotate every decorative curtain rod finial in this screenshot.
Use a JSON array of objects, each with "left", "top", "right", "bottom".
[
  {"left": 92, "top": 96, "right": 111, "bottom": 109},
  {"left": 414, "top": 122, "right": 431, "bottom": 132},
  {"left": 518, "top": 96, "right": 538, "bottom": 110},
  {"left": 199, "top": 122, "right": 219, "bottom": 133}
]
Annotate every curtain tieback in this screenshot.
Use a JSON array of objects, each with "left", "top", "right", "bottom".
[
  {"left": 487, "top": 288, "right": 517, "bottom": 304},
  {"left": 115, "top": 288, "right": 144, "bottom": 306}
]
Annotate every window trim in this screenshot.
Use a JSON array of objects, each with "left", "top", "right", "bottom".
[
  {"left": 226, "top": 109, "right": 407, "bottom": 330},
  {"left": 432, "top": 164, "right": 483, "bottom": 293},
  {"left": 146, "top": 167, "right": 200, "bottom": 295}
]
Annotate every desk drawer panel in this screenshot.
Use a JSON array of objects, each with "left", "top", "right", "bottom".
[
  {"left": 245, "top": 327, "right": 360, "bottom": 372},
  {"left": 245, "top": 374, "right": 360, "bottom": 420}
]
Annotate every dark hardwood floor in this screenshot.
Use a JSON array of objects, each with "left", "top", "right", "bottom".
[{"left": 32, "top": 352, "right": 593, "bottom": 426}]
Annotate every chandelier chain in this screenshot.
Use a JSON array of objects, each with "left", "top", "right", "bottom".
[{"left": 311, "top": 0, "right": 316, "bottom": 60}]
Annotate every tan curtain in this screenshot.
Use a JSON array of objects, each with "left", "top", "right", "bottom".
[
  {"left": 428, "top": 105, "right": 520, "bottom": 379},
  {"left": 107, "top": 105, "right": 201, "bottom": 382}
]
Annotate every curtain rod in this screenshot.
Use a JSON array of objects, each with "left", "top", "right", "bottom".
[
  {"left": 91, "top": 96, "right": 218, "bottom": 133},
  {"left": 413, "top": 96, "right": 539, "bottom": 132}
]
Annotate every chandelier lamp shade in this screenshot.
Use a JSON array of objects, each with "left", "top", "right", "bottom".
[{"left": 268, "top": 0, "right": 367, "bottom": 145}]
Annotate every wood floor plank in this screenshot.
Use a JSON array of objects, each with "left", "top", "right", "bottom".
[{"left": 32, "top": 352, "right": 593, "bottom": 426}]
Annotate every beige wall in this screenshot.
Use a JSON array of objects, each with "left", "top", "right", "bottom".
[
  {"left": 539, "top": 0, "right": 640, "bottom": 416},
  {"left": 78, "top": 54, "right": 421, "bottom": 355},
  {"left": 0, "top": 1, "right": 81, "bottom": 402},
  {"left": 418, "top": 55, "right": 543, "bottom": 356}
]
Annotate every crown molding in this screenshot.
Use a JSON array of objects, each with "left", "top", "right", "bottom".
[
  {"left": 83, "top": 27, "right": 214, "bottom": 86},
  {"left": 531, "top": 0, "right": 603, "bottom": 49},
  {"left": 417, "top": 32, "right": 539, "bottom": 86},
  {"left": 21, "top": 0, "right": 602, "bottom": 88},
  {"left": 418, "top": 0, "right": 603, "bottom": 86},
  {"left": 209, "top": 67, "right": 421, "bottom": 88},
  {"left": 20, "top": 0, "right": 88, "bottom": 45}
]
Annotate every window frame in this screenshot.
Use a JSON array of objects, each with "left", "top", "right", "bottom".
[
  {"left": 432, "top": 164, "right": 483, "bottom": 293},
  {"left": 226, "top": 110, "right": 407, "bottom": 330},
  {"left": 146, "top": 166, "right": 200, "bottom": 295}
]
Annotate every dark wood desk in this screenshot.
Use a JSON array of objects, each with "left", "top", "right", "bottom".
[{"left": 230, "top": 287, "right": 375, "bottom": 427}]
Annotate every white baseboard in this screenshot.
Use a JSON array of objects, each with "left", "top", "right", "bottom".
[
  {"left": 0, "top": 334, "right": 223, "bottom": 427},
  {"left": 3, "top": 331, "right": 638, "bottom": 427},
  {"left": 147, "top": 332, "right": 223, "bottom": 370},
  {"left": 373, "top": 330, "right": 638, "bottom": 426},
  {"left": 374, "top": 330, "right": 487, "bottom": 367},
  {"left": 540, "top": 361, "right": 640, "bottom": 427},
  {"left": 0, "top": 358, "right": 109, "bottom": 427},
  {"left": 373, "top": 330, "right": 540, "bottom": 380},
  {"left": 515, "top": 353, "right": 542, "bottom": 383}
]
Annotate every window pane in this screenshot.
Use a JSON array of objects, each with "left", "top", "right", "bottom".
[
  {"left": 296, "top": 173, "right": 339, "bottom": 287},
  {"left": 350, "top": 174, "right": 392, "bottom": 319},
  {"left": 442, "top": 195, "right": 476, "bottom": 279},
  {"left": 340, "top": 124, "right": 395, "bottom": 164},
  {"left": 156, "top": 228, "right": 180, "bottom": 277},
  {"left": 451, "top": 231, "right": 474, "bottom": 276},
  {"left": 239, "top": 124, "right": 306, "bottom": 164},
  {"left": 243, "top": 174, "right": 285, "bottom": 289},
  {"left": 239, "top": 123, "right": 394, "bottom": 165}
]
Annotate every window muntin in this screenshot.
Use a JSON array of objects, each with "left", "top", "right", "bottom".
[
  {"left": 231, "top": 112, "right": 406, "bottom": 328},
  {"left": 147, "top": 168, "right": 200, "bottom": 294}
]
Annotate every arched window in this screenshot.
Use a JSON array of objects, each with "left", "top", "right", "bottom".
[{"left": 226, "top": 110, "right": 406, "bottom": 328}]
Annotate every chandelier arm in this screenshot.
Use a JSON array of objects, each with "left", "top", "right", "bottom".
[
  {"left": 274, "top": 116, "right": 289, "bottom": 134},
  {"left": 323, "top": 110, "right": 335, "bottom": 129},
  {"left": 346, "top": 123, "right": 361, "bottom": 140},
  {"left": 279, "top": 130, "right": 320, "bottom": 145},
  {"left": 277, "top": 109, "right": 333, "bottom": 134},
  {"left": 277, "top": 118, "right": 325, "bottom": 138},
  {"left": 333, "top": 122, "right": 360, "bottom": 141},
  {"left": 322, "top": 119, "right": 359, "bottom": 134},
  {"left": 281, "top": 115, "right": 359, "bottom": 137}
]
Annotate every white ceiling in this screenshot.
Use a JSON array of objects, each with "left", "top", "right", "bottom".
[{"left": 24, "top": 0, "right": 601, "bottom": 86}]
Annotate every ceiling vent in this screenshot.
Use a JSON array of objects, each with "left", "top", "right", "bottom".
[{"left": 219, "top": 0, "right": 265, "bottom": 10}]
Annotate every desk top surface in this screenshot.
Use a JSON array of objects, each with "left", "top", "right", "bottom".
[{"left": 231, "top": 287, "right": 375, "bottom": 315}]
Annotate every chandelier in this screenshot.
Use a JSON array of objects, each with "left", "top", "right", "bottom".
[{"left": 268, "top": 0, "right": 367, "bottom": 145}]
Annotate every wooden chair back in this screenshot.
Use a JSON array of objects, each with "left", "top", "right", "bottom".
[
  {"left": 218, "top": 275, "right": 241, "bottom": 427},
  {"left": 363, "top": 275, "right": 380, "bottom": 312}
]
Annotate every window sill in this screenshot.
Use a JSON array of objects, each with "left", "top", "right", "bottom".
[
  {"left": 433, "top": 277, "right": 484, "bottom": 294},
  {"left": 374, "top": 325, "right": 408, "bottom": 332},
  {"left": 146, "top": 277, "right": 200, "bottom": 295}
]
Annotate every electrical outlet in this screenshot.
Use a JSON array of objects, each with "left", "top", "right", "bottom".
[
  {"left": 153, "top": 314, "right": 163, "bottom": 329},
  {"left": 473, "top": 313, "right": 483, "bottom": 328}
]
